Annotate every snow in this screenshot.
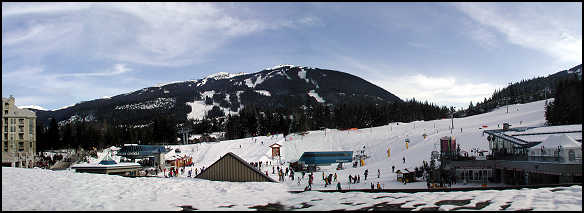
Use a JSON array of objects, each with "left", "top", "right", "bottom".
[
  {"left": 244, "top": 74, "right": 267, "bottom": 88},
  {"left": 264, "top": 64, "right": 296, "bottom": 70},
  {"left": 254, "top": 90, "right": 271, "bottom": 96},
  {"left": 298, "top": 68, "right": 309, "bottom": 83},
  {"left": 114, "top": 98, "right": 175, "bottom": 111},
  {"left": 186, "top": 91, "right": 240, "bottom": 120},
  {"left": 52, "top": 104, "right": 75, "bottom": 111},
  {"left": 532, "top": 134, "right": 581, "bottom": 149},
  {"left": 196, "top": 72, "right": 247, "bottom": 87},
  {"left": 2, "top": 167, "right": 581, "bottom": 211},
  {"left": 308, "top": 90, "right": 325, "bottom": 103},
  {"left": 18, "top": 105, "right": 47, "bottom": 111},
  {"left": 3, "top": 99, "right": 583, "bottom": 211}
]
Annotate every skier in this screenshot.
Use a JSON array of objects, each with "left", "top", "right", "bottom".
[
  {"left": 377, "top": 182, "right": 381, "bottom": 190},
  {"left": 403, "top": 156, "right": 406, "bottom": 164},
  {"left": 337, "top": 182, "right": 342, "bottom": 191},
  {"left": 364, "top": 169, "right": 368, "bottom": 180},
  {"left": 392, "top": 165, "right": 395, "bottom": 173},
  {"left": 334, "top": 173, "right": 337, "bottom": 182},
  {"left": 378, "top": 169, "right": 381, "bottom": 178},
  {"left": 357, "top": 175, "right": 360, "bottom": 183},
  {"left": 370, "top": 182, "right": 374, "bottom": 190}
]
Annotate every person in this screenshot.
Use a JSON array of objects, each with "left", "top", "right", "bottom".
[
  {"left": 188, "top": 169, "right": 192, "bottom": 177},
  {"left": 364, "top": 169, "right": 368, "bottom": 180},
  {"left": 377, "top": 182, "right": 381, "bottom": 190},
  {"left": 392, "top": 165, "right": 395, "bottom": 173},
  {"left": 337, "top": 182, "right": 342, "bottom": 191},
  {"left": 427, "top": 180, "right": 431, "bottom": 189},
  {"left": 349, "top": 175, "right": 352, "bottom": 184},
  {"left": 378, "top": 169, "right": 381, "bottom": 178},
  {"left": 334, "top": 173, "right": 337, "bottom": 182},
  {"left": 371, "top": 182, "right": 374, "bottom": 190},
  {"left": 357, "top": 175, "right": 360, "bottom": 183},
  {"left": 403, "top": 157, "right": 406, "bottom": 164},
  {"left": 195, "top": 168, "right": 198, "bottom": 176}
]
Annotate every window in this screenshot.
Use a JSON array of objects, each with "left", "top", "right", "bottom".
[
  {"left": 3, "top": 110, "right": 7, "bottom": 115},
  {"left": 3, "top": 118, "right": 6, "bottom": 125},
  {"left": 3, "top": 126, "right": 6, "bottom": 132},
  {"left": 18, "top": 126, "right": 24, "bottom": 132},
  {"left": 19, "top": 119, "right": 24, "bottom": 124},
  {"left": 18, "top": 142, "right": 24, "bottom": 152},
  {"left": 10, "top": 126, "right": 14, "bottom": 132},
  {"left": 3, "top": 141, "right": 7, "bottom": 151},
  {"left": 29, "top": 119, "right": 33, "bottom": 134},
  {"left": 569, "top": 150, "right": 576, "bottom": 161},
  {"left": 18, "top": 133, "right": 24, "bottom": 140},
  {"left": 29, "top": 142, "right": 32, "bottom": 148},
  {"left": 3, "top": 133, "right": 7, "bottom": 140}
]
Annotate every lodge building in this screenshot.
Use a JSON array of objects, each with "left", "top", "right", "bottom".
[
  {"left": 444, "top": 124, "right": 582, "bottom": 185},
  {"left": 2, "top": 95, "right": 37, "bottom": 168}
]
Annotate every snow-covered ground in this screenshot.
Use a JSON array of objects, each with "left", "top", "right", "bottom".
[
  {"left": 2, "top": 167, "right": 581, "bottom": 211},
  {"left": 3, "top": 99, "right": 582, "bottom": 210}
]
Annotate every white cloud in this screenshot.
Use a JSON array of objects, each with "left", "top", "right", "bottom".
[
  {"left": 454, "top": 3, "right": 582, "bottom": 64},
  {"left": 2, "top": 2, "right": 320, "bottom": 67},
  {"left": 58, "top": 64, "right": 131, "bottom": 78},
  {"left": 2, "top": 65, "right": 137, "bottom": 109},
  {"left": 333, "top": 54, "right": 504, "bottom": 108},
  {"left": 372, "top": 74, "right": 504, "bottom": 108}
]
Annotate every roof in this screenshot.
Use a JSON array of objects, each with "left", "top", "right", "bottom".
[
  {"left": 117, "top": 145, "right": 168, "bottom": 157},
  {"left": 531, "top": 134, "right": 581, "bottom": 149},
  {"left": 194, "top": 152, "right": 276, "bottom": 182},
  {"left": 269, "top": 143, "right": 281, "bottom": 148}
]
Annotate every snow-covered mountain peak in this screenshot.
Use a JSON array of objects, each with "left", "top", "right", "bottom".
[{"left": 204, "top": 72, "right": 248, "bottom": 80}]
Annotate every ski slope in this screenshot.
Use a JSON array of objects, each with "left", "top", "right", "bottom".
[{"left": 162, "top": 99, "right": 552, "bottom": 190}]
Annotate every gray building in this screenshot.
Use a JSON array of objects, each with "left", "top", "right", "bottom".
[{"left": 2, "top": 95, "right": 37, "bottom": 167}]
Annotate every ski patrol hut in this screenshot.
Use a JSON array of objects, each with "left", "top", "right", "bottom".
[
  {"left": 269, "top": 143, "right": 281, "bottom": 159},
  {"left": 195, "top": 152, "right": 276, "bottom": 182}
]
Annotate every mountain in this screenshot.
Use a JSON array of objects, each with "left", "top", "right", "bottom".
[
  {"left": 463, "top": 64, "right": 582, "bottom": 117},
  {"left": 31, "top": 65, "right": 402, "bottom": 126}
]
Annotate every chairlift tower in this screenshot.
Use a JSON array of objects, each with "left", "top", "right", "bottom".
[{"left": 178, "top": 127, "right": 192, "bottom": 145}]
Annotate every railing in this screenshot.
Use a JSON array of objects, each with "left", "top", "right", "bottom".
[{"left": 489, "top": 153, "right": 528, "bottom": 161}]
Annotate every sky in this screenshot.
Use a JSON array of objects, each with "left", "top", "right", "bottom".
[{"left": 2, "top": 2, "right": 582, "bottom": 111}]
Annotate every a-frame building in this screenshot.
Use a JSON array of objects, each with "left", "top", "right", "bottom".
[{"left": 194, "top": 152, "right": 276, "bottom": 182}]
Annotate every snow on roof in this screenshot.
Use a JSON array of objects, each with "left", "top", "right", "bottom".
[
  {"left": 515, "top": 132, "right": 582, "bottom": 143},
  {"left": 505, "top": 124, "right": 582, "bottom": 135},
  {"left": 531, "top": 134, "right": 581, "bottom": 149}
]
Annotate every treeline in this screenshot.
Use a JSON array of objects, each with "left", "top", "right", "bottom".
[
  {"left": 219, "top": 99, "right": 453, "bottom": 140},
  {"left": 36, "top": 113, "right": 178, "bottom": 151},
  {"left": 545, "top": 77, "right": 582, "bottom": 125},
  {"left": 35, "top": 98, "right": 453, "bottom": 150}
]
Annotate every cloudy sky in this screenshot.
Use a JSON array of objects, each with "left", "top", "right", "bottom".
[{"left": 2, "top": 2, "right": 582, "bottom": 110}]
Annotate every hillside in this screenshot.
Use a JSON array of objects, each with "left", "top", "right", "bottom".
[
  {"left": 464, "top": 64, "right": 582, "bottom": 117},
  {"left": 30, "top": 65, "right": 402, "bottom": 126}
]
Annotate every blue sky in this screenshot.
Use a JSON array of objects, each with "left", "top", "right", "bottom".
[{"left": 2, "top": 2, "right": 582, "bottom": 111}]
